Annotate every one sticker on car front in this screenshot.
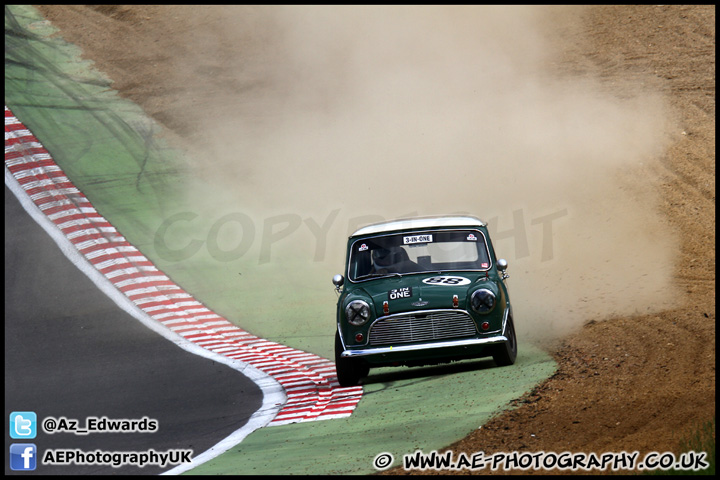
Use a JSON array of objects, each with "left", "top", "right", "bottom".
[{"left": 388, "top": 287, "right": 412, "bottom": 300}]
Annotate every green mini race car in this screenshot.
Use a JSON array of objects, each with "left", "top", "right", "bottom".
[{"left": 332, "top": 215, "right": 517, "bottom": 387}]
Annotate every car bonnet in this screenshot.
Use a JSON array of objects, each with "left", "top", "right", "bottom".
[{"left": 354, "top": 271, "right": 494, "bottom": 317}]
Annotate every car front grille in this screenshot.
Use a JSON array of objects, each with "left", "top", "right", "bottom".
[{"left": 368, "top": 310, "right": 478, "bottom": 346}]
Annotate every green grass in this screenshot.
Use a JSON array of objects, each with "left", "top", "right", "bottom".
[{"left": 646, "top": 416, "right": 714, "bottom": 476}]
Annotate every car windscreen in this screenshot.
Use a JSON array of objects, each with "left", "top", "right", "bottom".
[{"left": 348, "top": 229, "right": 491, "bottom": 281}]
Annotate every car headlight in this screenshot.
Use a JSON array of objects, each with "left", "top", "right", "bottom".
[
  {"left": 471, "top": 288, "right": 496, "bottom": 314},
  {"left": 345, "top": 300, "right": 371, "bottom": 326}
]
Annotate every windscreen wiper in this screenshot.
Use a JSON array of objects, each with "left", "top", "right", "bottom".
[{"left": 355, "top": 272, "right": 403, "bottom": 280}]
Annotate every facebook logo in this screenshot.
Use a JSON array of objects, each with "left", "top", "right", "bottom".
[
  {"left": 10, "top": 444, "right": 37, "bottom": 471},
  {"left": 9, "top": 411, "right": 37, "bottom": 439}
]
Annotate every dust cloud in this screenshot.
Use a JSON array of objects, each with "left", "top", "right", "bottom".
[{"left": 171, "top": 5, "right": 677, "bottom": 341}]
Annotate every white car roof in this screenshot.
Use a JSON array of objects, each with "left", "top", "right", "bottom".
[{"left": 351, "top": 215, "right": 487, "bottom": 237}]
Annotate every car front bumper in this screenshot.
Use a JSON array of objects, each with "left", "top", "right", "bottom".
[{"left": 340, "top": 334, "right": 508, "bottom": 358}]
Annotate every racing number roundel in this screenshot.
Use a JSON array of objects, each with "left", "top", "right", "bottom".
[{"left": 422, "top": 276, "right": 471, "bottom": 286}]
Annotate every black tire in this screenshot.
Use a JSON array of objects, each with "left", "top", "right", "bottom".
[
  {"left": 492, "top": 316, "right": 518, "bottom": 367},
  {"left": 335, "top": 332, "right": 369, "bottom": 387}
]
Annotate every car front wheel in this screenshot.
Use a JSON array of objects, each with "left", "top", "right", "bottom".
[
  {"left": 492, "top": 316, "right": 517, "bottom": 367},
  {"left": 335, "top": 332, "right": 369, "bottom": 387}
]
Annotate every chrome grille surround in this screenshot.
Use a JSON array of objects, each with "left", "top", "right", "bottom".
[{"left": 368, "top": 309, "right": 478, "bottom": 346}]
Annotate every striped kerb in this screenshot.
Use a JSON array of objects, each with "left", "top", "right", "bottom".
[{"left": 5, "top": 105, "right": 363, "bottom": 426}]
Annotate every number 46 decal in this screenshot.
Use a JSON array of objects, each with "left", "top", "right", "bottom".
[{"left": 422, "top": 276, "right": 471, "bottom": 286}]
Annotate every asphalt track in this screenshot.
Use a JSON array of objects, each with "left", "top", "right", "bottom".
[
  {"left": 4, "top": 183, "right": 264, "bottom": 475},
  {"left": 5, "top": 5, "right": 557, "bottom": 475}
]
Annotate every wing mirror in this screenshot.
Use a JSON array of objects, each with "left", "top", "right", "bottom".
[
  {"left": 497, "top": 259, "right": 509, "bottom": 280},
  {"left": 332, "top": 274, "right": 344, "bottom": 292}
]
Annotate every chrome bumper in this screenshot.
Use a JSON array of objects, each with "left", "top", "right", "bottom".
[{"left": 340, "top": 334, "right": 508, "bottom": 358}]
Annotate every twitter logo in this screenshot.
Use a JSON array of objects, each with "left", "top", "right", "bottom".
[{"left": 10, "top": 412, "right": 37, "bottom": 439}]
